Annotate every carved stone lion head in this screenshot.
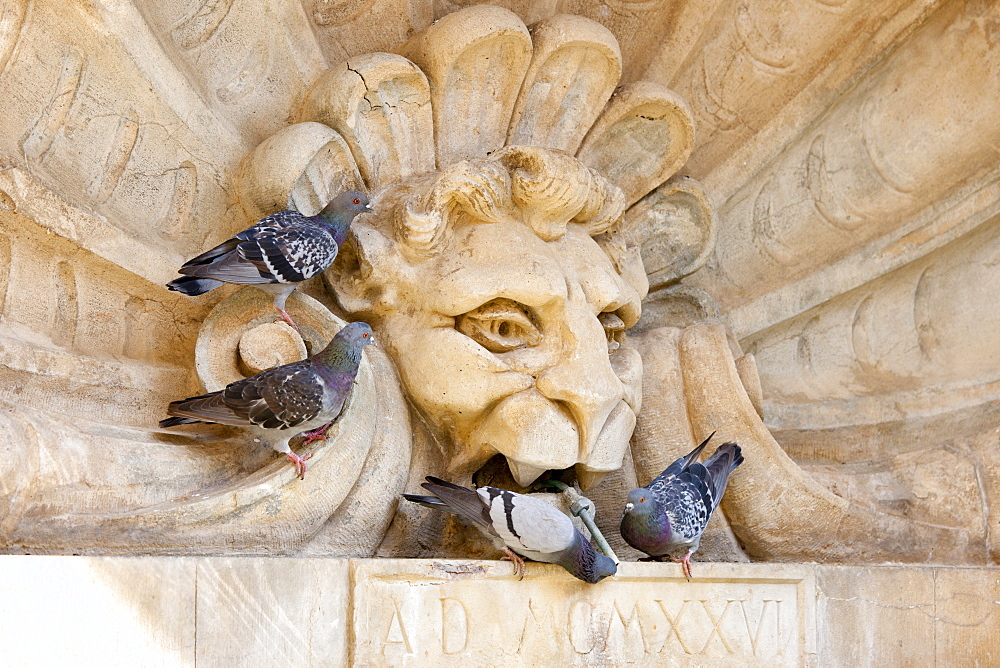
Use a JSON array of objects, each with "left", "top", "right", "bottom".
[{"left": 330, "top": 145, "right": 646, "bottom": 486}]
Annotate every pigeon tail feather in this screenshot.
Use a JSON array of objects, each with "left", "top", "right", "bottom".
[
  {"left": 419, "top": 477, "right": 493, "bottom": 533},
  {"left": 180, "top": 238, "right": 241, "bottom": 267},
  {"left": 680, "top": 431, "right": 716, "bottom": 469},
  {"left": 402, "top": 493, "right": 450, "bottom": 510},
  {"left": 702, "top": 442, "right": 743, "bottom": 509},
  {"left": 166, "top": 276, "right": 224, "bottom": 295}
]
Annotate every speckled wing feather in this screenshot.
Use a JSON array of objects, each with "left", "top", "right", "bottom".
[
  {"left": 646, "top": 438, "right": 743, "bottom": 542},
  {"left": 221, "top": 363, "right": 328, "bottom": 430},
  {"left": 178, "top": 211, "right": 339, "bottom": 285},
  {"left": 235, "top": 215, "right": 339, "bottom": 283},
  {"left": 163, "top": 361, "right": 329, "bottom": 430},
  {"left": 648, "top": 465, "right": 714, "bottom": 542}
]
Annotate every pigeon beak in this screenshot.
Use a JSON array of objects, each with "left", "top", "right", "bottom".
[
  {"left": 364, "top": 204, "right": 375, "bottom": 213},
  {"left": 624, "top": 502, "right": 634, "bottom": 513}
]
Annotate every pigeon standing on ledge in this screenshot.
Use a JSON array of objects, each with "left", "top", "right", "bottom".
[
  {"left": 404, "top": 477, "right": 618, "bottom": 584},
  {"left": 619, "top": 433, "right": 744, "bottom": 579},
  {"left": 167, "top": 190, "right": 373, "bottom": 330},
  {"left": 159, "top": 321, "right": 374, "bottom": 479}
]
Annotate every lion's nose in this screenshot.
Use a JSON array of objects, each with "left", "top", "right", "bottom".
[{"left": 536, "top": 295, "right": 623, "bottom": 461}]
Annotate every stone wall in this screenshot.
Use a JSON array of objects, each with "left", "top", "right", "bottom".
[
  {"left": 1, "top": 556, "right": 996, "bottom": 665},
  {"left": 1, "top": 0, "right": 999, "bottom": 662}
]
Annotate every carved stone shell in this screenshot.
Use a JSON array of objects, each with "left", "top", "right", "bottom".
[{"left": 0, "top": 1, "right": 997, "bottom": 565}]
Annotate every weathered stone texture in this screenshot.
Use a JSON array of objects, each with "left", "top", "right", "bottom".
[{"left": 2, "top": 557, "right": 998, "bottom": 666}]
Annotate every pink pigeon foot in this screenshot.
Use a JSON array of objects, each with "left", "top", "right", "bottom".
[
  {"left": 285, "top": 451, "right": 312, "bottom": 479},
  {"left": 300, "top": 422, "right": 333, "bottom": 446},
  {"left": 276, "top": 307, "right": 301, "bottom": 334},
  {"left": 502, "top": 547, "right": 526, "bottom": 580},
  {"left": 670, "top": 551, "right": 694, "bottom": 581}
]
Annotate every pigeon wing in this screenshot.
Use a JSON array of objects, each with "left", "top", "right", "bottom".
[
  {"left": 179, "top": 249, "right": 276, "bottom": 284},
  {"left": 163, "top": 390, "right": 255, "bottom": 427},
  {"left": 478, "top": 488, "right": 576, "bottom": 556},
  {"left": 179, "top": 238, "right": 241, "bottom": 269},
  {"left": 656, "top": 467, "right": 714, "bottom": 542},
  {"left": 237, "top": 221, "right": 339, "bottom": 284},
  {"left": 178, "top": 210, "right": 299, "bottom": 270},
  {"left": 175, "top": 213, "right": 292, "bottom": 282},
  {"left": 221, "top": 363, "right": 325, "bottom": 430}
]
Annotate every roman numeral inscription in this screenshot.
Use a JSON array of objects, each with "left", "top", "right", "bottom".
[{"left": 352, "top": 561, "right": 815, "bottom": 666}]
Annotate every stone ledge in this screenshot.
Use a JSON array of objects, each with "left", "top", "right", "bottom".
[{"left": 0, "top": 557, "right": 996, "bottom": 666}]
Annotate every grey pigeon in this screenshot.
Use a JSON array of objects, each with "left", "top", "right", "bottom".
[
  {"left": 167, "top": 190, "right": 373, "bottom": 330},
  {"left": 619, "top": 433, "right": 743, "bottom": 579},
  {"left": 404, "top": 477, "right": 617, "bottom": 584},
  {"left": 159, "top": 321, "right": 374, "bottom": 478}
]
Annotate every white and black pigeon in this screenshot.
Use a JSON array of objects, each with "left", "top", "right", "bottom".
[
  {"left": 404, "top": 477, "right": 618, "bottom": 584},
  {"left": 167, "top": 190, "right": 373, "bottom": 330},
  {"left": 619, "top": 433, "right": 743, "bottom": 580},
  {"left": 159, "top": 321, "right": 374, "bottom": 479}
]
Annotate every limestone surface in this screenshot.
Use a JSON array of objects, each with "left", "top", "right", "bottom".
[
  {"left": 0, "top": 1, "right": 997, "bottom": 571},
  {"left": 2, "top": 556, "right": 998, "bottom": 666}
]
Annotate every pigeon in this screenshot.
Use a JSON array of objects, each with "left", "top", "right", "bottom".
[
  {"left": 403, "top": 477, "right": 617, "bottom": 584},
  {"left": 167, "top": 190, "right": 373, "bottom": 330},
  {"left": 619, "top": 433, "right": 743, "bottom": 579},
  {"left": 159, "top": 321, "right": 375, "bottom": 479}
]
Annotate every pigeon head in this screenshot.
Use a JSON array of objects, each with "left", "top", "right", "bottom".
[
  {"left": 568, "top": 536, "right": 618, "bottom": 584},
  {"left": 620, "top": 487, "right": 674, "bottom": 555},
  {"left": 336, "top": 321, "right": 375, "bottom": 348},
  {"left": 324, "top": 190, "right": 373, "bottom": 217},
  {"left": 587, "top": 552, "right": 618, "bottom": 584},
  {"left": 623, "top": 487, "right": 661, "bottom": 517},
  {"left": 315, "top": 321, "right": 375, "bottom": 368},
  {"left": 320, "top": 190, "right": 374, "bottom": 246}
]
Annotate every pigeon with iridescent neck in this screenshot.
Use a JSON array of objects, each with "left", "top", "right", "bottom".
[
  {"left": 167, "top": 190, "right": 372, "bottom": 330},
  {"left": 403, "top": 477, "right": 617, "bottom": 584},
  {"left": 619, "top": 433, "right": 743, "bottom": 579},
  {"left": 159, "top": 321, "right": 374, "bottom": 479}
]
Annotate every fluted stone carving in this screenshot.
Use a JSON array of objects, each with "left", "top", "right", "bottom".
[{"left": 0, "top": 0, "right": 996, "bottom": 569}]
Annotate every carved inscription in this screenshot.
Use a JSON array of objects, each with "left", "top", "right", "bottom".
[{"left": 354, "top": 562, "right": 814, "bottom": 666}]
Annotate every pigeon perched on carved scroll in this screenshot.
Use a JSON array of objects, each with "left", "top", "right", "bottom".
[
  {"left": 404, "top": 477, "right": 617, "bottom": 584},
  {"left": 167, "top": 190, "right": 373, "bottom": 330},
  {"left": 159, "top": 321, "right": 374, "bottom": 478},
  {"left": 619, "top": 433, "right": 743, "bottom": 579}
]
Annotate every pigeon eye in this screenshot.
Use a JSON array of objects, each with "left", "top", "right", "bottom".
[
  {"left": 455, "top": 298, "right": 541, "bottom": 354},
  {"left": 639, "top": 497, "right": 646, "bottom": 503},
  {"left": 353, "top": 198, "right": 361, "bottom": 204},
  {"left": 362, "top": 332, "right": 369, "bottom": 338}
]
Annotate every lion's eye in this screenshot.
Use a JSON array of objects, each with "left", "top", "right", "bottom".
[
  {"left": 599, "top": 312, "right": 625, "bottom": 352},
  {"left": 455, "top": 299, "right": 541, "bottom": 353}
]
